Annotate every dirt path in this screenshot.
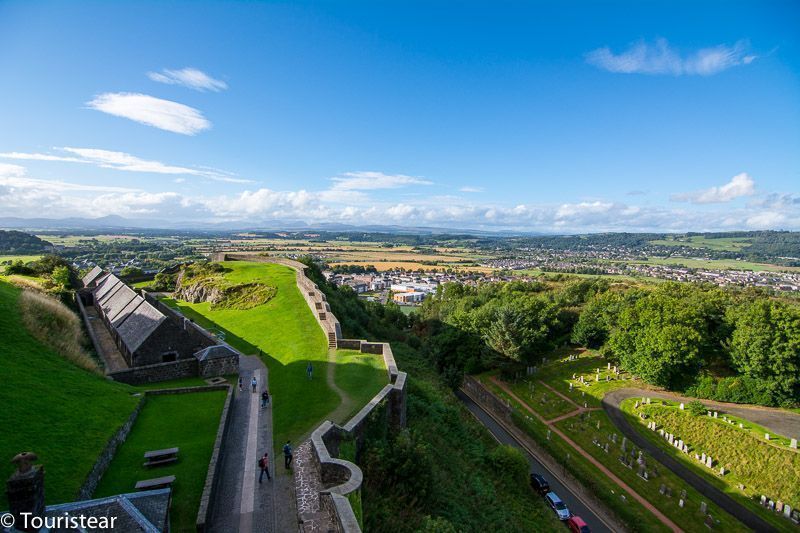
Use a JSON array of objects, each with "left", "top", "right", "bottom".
[
  {"left": 490, "top": 377, "right": 683, "bottom": 532},
  {"left": 323, "top": 348, "right": 356, "bottom": 424}
]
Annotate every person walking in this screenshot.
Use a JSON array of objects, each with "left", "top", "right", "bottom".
[
  {"left": 238, "top": 376, "right": 243, "bottom": 392},
  {"left": 283, "top": 440, "right": 293, "bottom": 469},
  {"left": 251, "top": 375, "right": 257, "bottom": 393},
  {"left": 258, "top": 452, "right": 271, "bottom": 483},
  {"left": 306, "top": 362, "right": 313, "bottom": 380},
  {"left": 261, "top": 389, "right": 269, "bottom": 408}
]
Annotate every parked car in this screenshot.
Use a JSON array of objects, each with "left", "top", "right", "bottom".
[
  {"left": 567, "top": 515, "right": 591, "bottom": 533},
  {"left": 545, "top": 492, "right": 571, "bottom": 521},
  {"left": 530, "top": 473, "right": 550, "bottom": 495}
]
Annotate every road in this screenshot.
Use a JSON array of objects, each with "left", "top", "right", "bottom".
[
  {"left": 603, "top": 389, "right": 774, "bottom": 532},
  {"left": 457, "top": 390, "right": 613, "bottom": 533}
]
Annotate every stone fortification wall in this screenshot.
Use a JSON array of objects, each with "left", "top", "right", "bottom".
[
  {"left": 107, "top": 358, "right": 199, "bottom": 385},
  {"left": 301, "top": 340, "right": 407, "bottom": 533},
  {"left": 212, "top": 253, "right": 342, "bottom": 347}
]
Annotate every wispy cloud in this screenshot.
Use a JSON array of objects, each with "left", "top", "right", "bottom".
[
  {"left": 147, "top": 67, "right": 227, "bottom": 92},
  {"left": 0, "top": 147, "right": 252, "bottom": 183},
  {"left": 586, "top": 39, "right": 756, "bottom": 76},
  {"left": 330, "top": 171, "right": 433, "bottom": 191},
  {"left": 86, "top": 93, "right": 211, "bottom": 135},
  {"left": 671, "top": 173, "right": 755, "bottom": 204},
  {"left": 459, "top": 186, "right": 484, "bottom": 193}
]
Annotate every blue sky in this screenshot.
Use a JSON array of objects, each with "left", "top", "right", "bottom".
[{"left": 0, "top": 0, "right": 798, "bottom": 232}]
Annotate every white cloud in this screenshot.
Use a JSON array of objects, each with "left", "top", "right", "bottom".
[
  {"left": 671, "top": 173, "right": 755, "bottom": 204},
  {"left": 86, "top": 93, "right": 211, "bottom": 135},
  {"left": 586, "top": 39, "right": 756, "bottom": 76},
  {"left": 746, "top": 211, "right": 785, "bottom": 229},
  {"left": 0, "top": 147, "right": 252, "bottom": 183},
  {"left": 330, "top": 171, "right": 433, "bottom": 191},
  {"left": 147, "top": 67, "right": 227, "bottom": 92},
  {"left": 459, "top": 186, "right": 485, "bottom": 193}
]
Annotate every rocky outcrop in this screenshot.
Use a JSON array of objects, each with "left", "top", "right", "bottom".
[{"left": 174, "top": 278, "right": 225, "bottom": 305}]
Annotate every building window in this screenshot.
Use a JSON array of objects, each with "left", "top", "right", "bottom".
[{"left": 161, "top": 351, "right": 178, "bottom": 363}]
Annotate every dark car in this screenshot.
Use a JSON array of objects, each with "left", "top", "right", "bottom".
[
  {"left": 530, "top": 473, "right": 550, "bottom": 495},
  {"left": 567, "top": 516, "right": 591, "bottom": 533}
]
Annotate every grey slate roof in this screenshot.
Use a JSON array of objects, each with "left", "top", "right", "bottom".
[
  {"left": 42, "top": 488, "right": 170, "bottom": 532},
  {"left": 115, "top": 300, "right": 166, "bottom": 353},
  {"left": 81, "top": 265, "right": 105, "bottom": 288},
  {"left": 94, "top": 274, "right": 123, "bottom": 301},
  {"left": 99, "top": 283, "right": 139, "bottom": 324},
  {"left": 194, "top": 344, "right": 239, "bottom": 361}
]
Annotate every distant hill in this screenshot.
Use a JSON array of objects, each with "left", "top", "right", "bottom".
[{"left": 0, "top": 230, "right": 53, "bottom": 254}]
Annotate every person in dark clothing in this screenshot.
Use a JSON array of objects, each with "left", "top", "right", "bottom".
[
  {"left": 261, "top": 390, "right": 269, "bottom": 408},
  {"left": 251, "top": 376, "right": 257, "bottom": 393},
  {"left": 306, "top": 362, "right": 313, "bottom": 380},
  {"left": 283, "top": 440, "right": 293, "bottom": 469},
  {"left": 258, "top": 452, "right": 271, "bottom": 483}
]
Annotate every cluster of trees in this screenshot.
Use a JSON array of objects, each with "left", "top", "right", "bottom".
[
  {"left": 0, "top": 230, "right": 52, "bottom": 254},
  {"left": 329, "top": 264, "right": 378, "bottom": 274},
  {"left": 572, "top": 282, "right": 800, "bottom": 406},
  {"left": 4, "top": 255, "right": 74, "bottom": 293}
]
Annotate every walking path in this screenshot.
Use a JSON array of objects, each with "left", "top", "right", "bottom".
[
  {"left": 208, "top": 354, "right": 296, "bottom": 532},
  {"left": 603, "top": 389, "right": 775, "bottom": 532},
  {"left": 490, "top": 377, "right": 682, "bottom": 532},
  {"left": 323, "top": 348, "right": 356, "bottom": 424},
  {"left": 537, "top": 380, "right": 601, "bottom": 424}
]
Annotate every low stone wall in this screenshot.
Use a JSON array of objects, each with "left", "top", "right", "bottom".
[
  {"left": 76, "top": 395, "right": 146, "bottom": 500},
  {"left": 198, "top": 354, "right": 239, "bottom": 377},
  {"left": 195, "top": 385, "right": 234, "bottom": 532},
  {"left": 302, "top": 339, "right": 408, "bottom": 533},
  {"left": 108, "top": 358, "right": 199, "bottom": 385},
  {"left": 75, "top": 291, "right": 105, "bottom": 366}
]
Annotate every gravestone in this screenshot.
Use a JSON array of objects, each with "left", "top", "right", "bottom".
[
  {"left": 739, "top": 423, "right": 744, "bottom": 429},
  {"left": 760, "top": 495, "right": 767, "bottom": 506},
  {"left": 706, "top": 456, "right": 713, "bottom": 468},
  {"left": 612, "top": 434, "right": 617, "bottom": 444},
  {"left": 784, "top": 505, "right": 792, "bottom": 519},
  {"left": 701, "top": 452, "right": 706, "bottom": 463},
  {"left": 607, "top": 362, "right": 611, "bottom": 370},
  {"left": 700, "top": 501, "right": 707, "bottom": 515},
  {"left": 679, "top": 403, "right": 684, "bottom": 410},
  {"left": 569, "top": 383, "right": 573, "bottom": 391},
  {"left": 680, "top": 489, "right": 687, "bottom": 500},
  {"left": 584, "top": 402, "right": 588, "bottom": 408},
  {"left": 705, "top": 515, "right": 714, "bottom": 529},
  {"left": 768, "top": 500, "right": 775, "bottom": 511},
  {"left": 604, "top": 442, "right": 609, "bottom": 453},
  {"left": 621, "top": 437, "right": 627, "bottom": 452},
  {"left": 777, "top": 501, "right": 784, "bottom": 513},
  {"left": 572, "top": 373, "right": 576, "bottom": 379},
  {"left": 596, "top": 373, "right": 600, "bottom": 382},
  {"left": 606, "top": 375, "right": 610, "bottom": 382},
  {"left": 765, "top": 433, "right": 770, "bottom": 441},
  {"left": 790, "top": 438, "right": 797, "bottom": 449},
  {"left": 683, "top": 444, "right": 688, "bottom": 453},
  {"left": 634, "top": 401, "right": 640, "bottom": 409},
  {"left": 720, "top": 466, "right": 725, "bottom": 476},
  {"left": 597, "top": 421, "right": 601, "bottom": 430},
  {"left": 679, "top": 499, "right": 685, "bottom": 508},
  {"left": 713, "top": 411, "right": 718, "bottom": 418},
  {"left": 546, "top": 430, "right": 551, "bottom": 441},
  {"left": 659, "top": 483, "right": 666, "bottom": 495},
  {"left": 666, "top": 487, "right": 672, "bottom": 497},
  {"left": 669, "top": 434, "right": 674, "bottom": 445}
]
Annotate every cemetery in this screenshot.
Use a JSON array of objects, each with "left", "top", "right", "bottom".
[{"left": 623, "top": 397, "right": 800, "bottom": 530}]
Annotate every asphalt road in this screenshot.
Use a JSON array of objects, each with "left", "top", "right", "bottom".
[
  {"left": 457, "top": 390, "right": 613, "bottom": 533},
  {"left": 603, "top": 389, "right": 774, "bottom": 532}
]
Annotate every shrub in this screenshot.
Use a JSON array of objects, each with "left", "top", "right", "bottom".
[
  {"left": 18, "top": 290, "right": 100, "bottom": 374},
  {"left": 686, "top": 400, "right": 706, "bottom": 416},
  {"left": 488, "top": 445, "right": 529, "bottom": 488}
]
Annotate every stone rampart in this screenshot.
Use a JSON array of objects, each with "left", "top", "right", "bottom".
[{"left": 108, "top": 358, "right": 199, "bottom": 385}]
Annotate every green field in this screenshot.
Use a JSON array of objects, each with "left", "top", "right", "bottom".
[
  {"left": 164, "top": 261, "right": 387, "bottom": 450},
  {"left": 94, "top": 391, "right": 227, "bottom": 532},
  {"left": 0, "top": 254, "right": 44, "bottom": 263},
  {"left": 650, "top": 236, "right": 753, "bottom": 252},
  {"left": 623, "top": 400, "right": 799, "bottom": 531},
  {"left": 629, "top": 256, "right": 800, "bottom": 273},
  {"left": 0, "top": 280, "right": 139, "bottom": 509},
  {"left": 334, "top": 349, "right": 388, "bottom": 420}
]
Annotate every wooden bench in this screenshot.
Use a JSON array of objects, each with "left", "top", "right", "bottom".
[
  {"left": 135, "top": 475, "right": 176, "bottom": 491},
  {"left": 143, "top": 447, "right": 179, "bottom": 467}
]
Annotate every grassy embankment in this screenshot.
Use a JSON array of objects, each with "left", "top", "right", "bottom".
[
  {"left": 623, "top": 399, "right": 800, "bottom": 531},
  {"left": 163, "top": 261, "right": 387, "bottom": 449},
  {"left": 476, "top": 350, "right": 748, "bottom": 532},
  {"left": 94, "top": 391, "right": 227, "bottom": 532},
  {"left": 0, "top": 281, "right": 138, "bottom": 509}
]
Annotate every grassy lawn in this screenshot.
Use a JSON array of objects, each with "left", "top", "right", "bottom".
[
  {"left": 555, "top": 410, "right": 747, "bottom": 532},
  {"left": 334, "top": 350, "right": 388, "bottom": 421},
  {"left": 0, "top": 281, "right": 139, "bottom": 510},
  {"left": 94, "top": 391, "right": 226, "bottom": 532},
  {"left": 623, "top": 399, "right": 800, "bottom": 531},
  {"left": 164, "top": 261, "right": 386, "bottom": 450}
]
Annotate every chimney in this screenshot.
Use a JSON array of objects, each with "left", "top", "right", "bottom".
[{"left": 6, "top": 452, "right": 45, "bottom": 532}]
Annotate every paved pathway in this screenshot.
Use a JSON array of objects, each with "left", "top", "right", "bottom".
[
  {"left": 490, "top": 377, "right": 683, "bottom": 532},
  {"left": 208, "top": 355, "right": 297, "bottom": 532},
  {"left": 603, "top": 388, "right": 776, "bottom": 532}
]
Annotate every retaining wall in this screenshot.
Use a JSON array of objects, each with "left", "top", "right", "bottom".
[{"left": 108, "top": 358, "right": 199, "bottom": 385}]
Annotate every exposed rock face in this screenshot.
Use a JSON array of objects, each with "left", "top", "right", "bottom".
[
  {"left": 174, "top": 278, "right": 225, "bottom": 305},
  {"left": 174, "top": 271, "right": 276, "bottom": 310}
]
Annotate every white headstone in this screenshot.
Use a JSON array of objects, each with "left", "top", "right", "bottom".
[
  {"left": 713, "top": 411, "right": 718, "bottom": 418},
  {"left": 700, "top": 501, "right": 707, "bottom": 515},
  {"left": 765, "top": 433, "right": 770, "bottom": 441},
  {"left": 784, "top": 504, "right": 792, "bottom": 518},
  {"left": 701, "top": 452, "right": 706, "bottom": 463},
  {"left": 791, "top": 438, "right": 797, "bottom": 449},
  {"left": 706, "top": 456, "right": 713, "bottom": 468},
  {"left": 679, "top": 499, "right": 685, "bottom": 508},
  {"left": 679, "top": 402, "right": 684, "bottom": 410},
  {"left": 720, "top": 466, "right": 725, "bottom": 475},
  {"left": 596, "top": 373, "right": 600, "bottom": 382},
  {"left": 760, "top": 495, "right": 767, "bottom": 506},
  {"left": 547, "top": 429, "right": 551, "bottom": 440},
  {"left": 739, "top": 423, "right": 744, "bottom": 429},
  {"left": 607, "top": 362, "right": 611, "bottom": 369},
  {"left": 683, "top": 444, "right": 688, "bottom": 453}
]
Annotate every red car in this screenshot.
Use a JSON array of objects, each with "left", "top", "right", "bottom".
[{"left": 566, "top": 516, "right": 590, "bottom": 533}]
